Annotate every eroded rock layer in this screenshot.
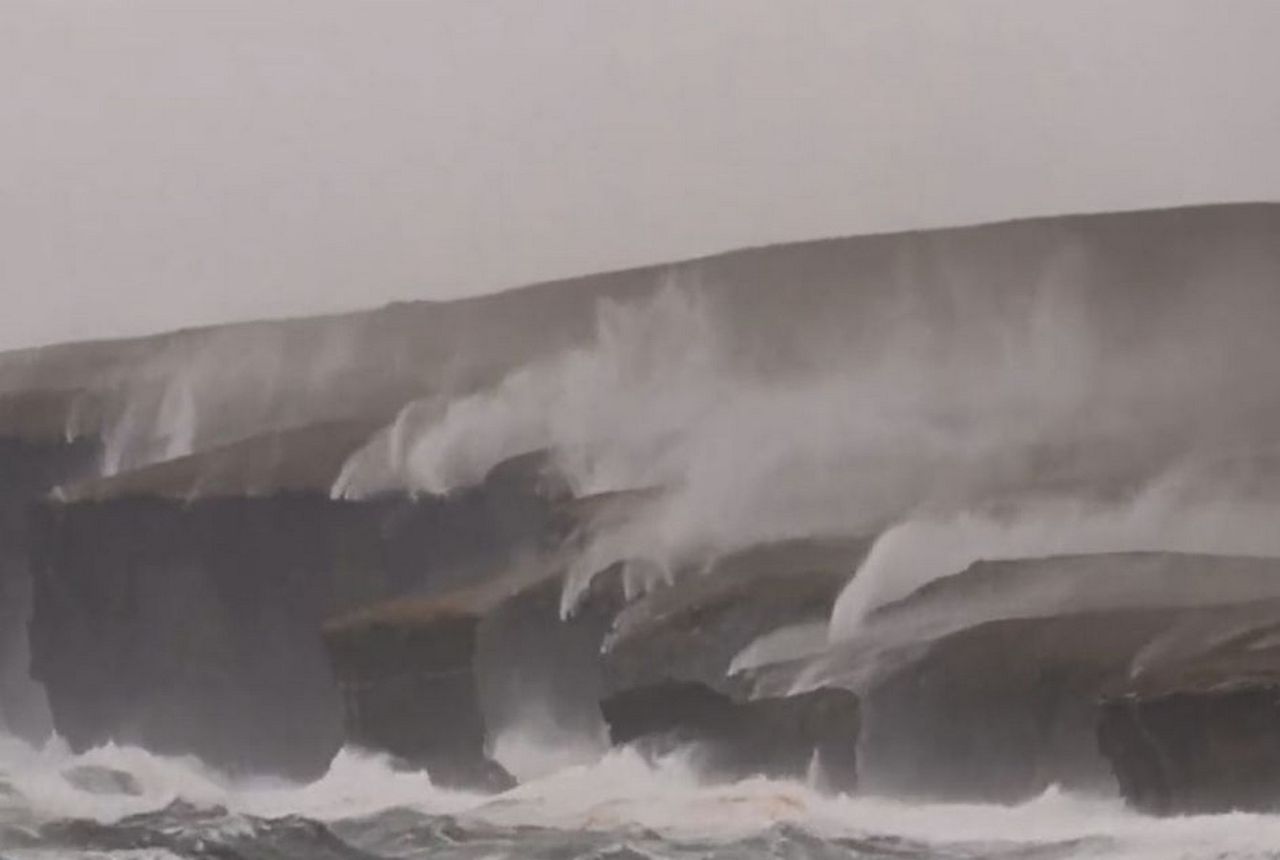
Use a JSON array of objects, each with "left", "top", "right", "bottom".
[
  {"left": 1098, "top": 608, "right": 1280, "bottom": 814},
  {"left": 322, "top": 597, "right": 515, "bottom": 792},
  {"left": 804, "top": 553, "right": 1280, "bottom": 803},
  {"left": 27, "top": 441, "right": 564, "bottom": 780},
  {"left": 0, "top": 391, "right": 101, "bottom": 741}
]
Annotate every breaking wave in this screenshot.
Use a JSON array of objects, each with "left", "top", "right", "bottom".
[{"left": 7, "top": 733, "right": 1280, "bottom": 859}]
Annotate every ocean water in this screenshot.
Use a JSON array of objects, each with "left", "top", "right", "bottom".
[{"left": 5, "top": 735, "right": 1280, "bottom": 860}]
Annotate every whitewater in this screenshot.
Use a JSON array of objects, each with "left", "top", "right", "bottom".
[{"left": 7, "top": 734, "right": 1280, "bottom": 860}]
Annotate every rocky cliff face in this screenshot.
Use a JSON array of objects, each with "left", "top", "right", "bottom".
[
  {"left": 316, "top": 535, "right": 868, "bottom": 790},
  {"left": 9, "top": 202, "right": 1280, "bottom": 805},
  {"left": 1097, "top": 607, "right": 1280, "bottom": 814},
  {"left": 601, "top": 681, "right": 859, "bottom": 790},
  {"left": 798, "top": 553, "right": 1280, "bottom": 803},
  {"left": 582, "top": 537, "right": 866, "bottom": 789},
  {"left": 26, "top": 433, "right": 565, "bottom": 780},
  {"left": 857, "top": 610, "right": 1175, "bottom": 801},
  {"left": 601, "top": 537, "right": 868, "bottom": 696},
  {"left": 322, "top": 597, "right": 515, "bottom": 792},
  {"left": 1101, "top": 685, "right": 1280, "bottom": 815},
  {"left": 474, "top": 567, "right": 623, "bottom": 766},
  {"left": 0, "top": 391, "right": 101, "bottom": 742}
]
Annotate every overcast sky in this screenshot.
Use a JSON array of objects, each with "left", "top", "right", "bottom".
[{"left": 4, "top": 1, "right": 1280, "bottom": 349}]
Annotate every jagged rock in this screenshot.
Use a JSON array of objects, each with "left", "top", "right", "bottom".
[
  {"left": 601, "top": 536, "right": 868, "bottom": 696},
  {"left": 600, "top": 680, "right": 859, "bottom": 790},
  {"left": 322, "top": 596, "right": 515, "bottom": 792},
  {"left": 1101, "top": 685, "right": 1280, "bottom": 816},
  {"left": 62, "top": 765, "right": 143, "bottom": 797},
  {"left": 474, "top": 566, "right": 624, "bottom": 767},
  {"left": 27, "top": 439, "right": 564, "bottom": 781},
  {"left": 322, "top": 544, "right": 621, "bottom": 789},
  {"left": 1097, "top": 608, "right": 1280, "bottom": 815},
  {"left": 856, "top": 609, "right": 1177, "bottom": 801},
  {"left": 585, "top": 538, "right": 867, "bottom": 791},
  {"left": 799, "top": 553, "right": 1280, "bottom": 803}
]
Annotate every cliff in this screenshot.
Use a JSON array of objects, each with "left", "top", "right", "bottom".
[
  {"left": 27, "top": 437, "right": 566, "bottom": 780},
  {"left": 0, "top": 390, "right": 101, "bottom": 741},
  {"left": 586, "top": 536, "right": 866, "bottom": 789},
  {"left": 8, "top": 201, "right": 1280, "bottom": 796},
  {"left": 601, "top": 536, "right": 868, "bottom": 696},
  {"left": 1098, "top": 604, "right": 1280, "bottom": 814},
  {"left": 799, "top": 553, "right": 1280, "bottom": 803},
  {"left": 322, "top": 596, "right": 515, "bottom": 792},
  {"left": 601, "top": 680, "right": 859, "bottom": 790}
]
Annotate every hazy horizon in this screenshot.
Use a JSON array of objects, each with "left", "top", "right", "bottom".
[{"left": 5, "top": 0, "right": 1280, "bottom": 349}]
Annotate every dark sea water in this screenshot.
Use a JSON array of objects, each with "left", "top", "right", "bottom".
[{"left": 5, "top": 738, "right": 1280, "bottom": 860}]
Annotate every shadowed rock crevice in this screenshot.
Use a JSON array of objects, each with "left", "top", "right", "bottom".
[
  {"left": 601, "top": 536, "right": 868, "bottom": 697},
  {"left": 600, "top": 680, "right": 859, "bottom": 790},
  {"left": 803, "top": 553, "right": 1280, "bottom": 804},
  {"left": 1098, "top": 611, "right": 1280, "bottom": 815},
  {"left": 322, "top": 598, "right": 515, "bottom": 792}
]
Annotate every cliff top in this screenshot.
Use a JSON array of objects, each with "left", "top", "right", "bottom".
[
  {"left": 4, "top": 201, "right": 1279, "bottom": 452},
  {"left": 53, "top": 419, "right": 382, "bottom": 502}
]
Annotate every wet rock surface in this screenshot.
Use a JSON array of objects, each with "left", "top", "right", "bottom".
[
  {"left": 27, "top": 441, "right": 564, "bottom": 781},
  {"left": 857, "top": 610, "right": 1172, "bottom": 801},
  {"left": 803, "top": 553, "right": 1280, "bottom": 803},
  {"left": 1097, "top": 610, "right": 1280, "bottom": 815},
  {"left": 0, "top": 392, "right": 101, "bottom": 742},
  {"left": 323, "top": 596, "right": 515, "bottom": 792},
  {"left": 602, "top": 536, "right": 868, "bottom": 696},
  {"left": 601, "top": 680, "right": 859, "bottom": 790}
]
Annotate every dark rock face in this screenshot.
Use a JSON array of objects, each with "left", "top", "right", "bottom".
[
  {"left": 322, "top": 561, "right": 621, "bottom": 788},
  {"left": 602, "top": 537, "right": 867, "bottom": 696},
  {"left": 601, "top": 680, "right": 859, "bottom": 790},
  {"left": 1100, "top": 686, "right": 1280, "bottom": 816},
  {"left": 474, "top": 570, "right": 622, "bottom": 761},
  {"left": 322, "top": 599, "right": 514, "bottom": 792},
  {"left": 858, "top": 611, "right": 1173, "bottom": 802},
  {"left": 31, "top": 494, "right": 357, "bottom": 779},
  {"left": 586, "top": 538, "right": 866, "bottom": 792},
  {"left": 807, "top": 553, "right": 1280, "bottom": 803},
  {"left": 27, "top": 445, "right": 564, "bottom": 780},
  {"left": 1097, "top": 611, "right": 1280, "bottom": 815},
  {"left": 0, "top": 398, "right": 101, "bottom": 741}
]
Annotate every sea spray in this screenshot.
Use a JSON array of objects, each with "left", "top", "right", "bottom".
[
  {"left": 326, "top": 239, "right": 1280, "bottom": 616},
  {"left": 828, "top": 462, "right": 1280, "bottom": 641}
]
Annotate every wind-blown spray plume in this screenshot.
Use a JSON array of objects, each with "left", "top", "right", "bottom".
[{"left": 328, "top": 207, "right": 1280, "bottom": 620}]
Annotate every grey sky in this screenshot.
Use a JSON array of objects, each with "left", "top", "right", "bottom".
[{"left": 3, "top": 0, "right": 1280, "bottom": 349}]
